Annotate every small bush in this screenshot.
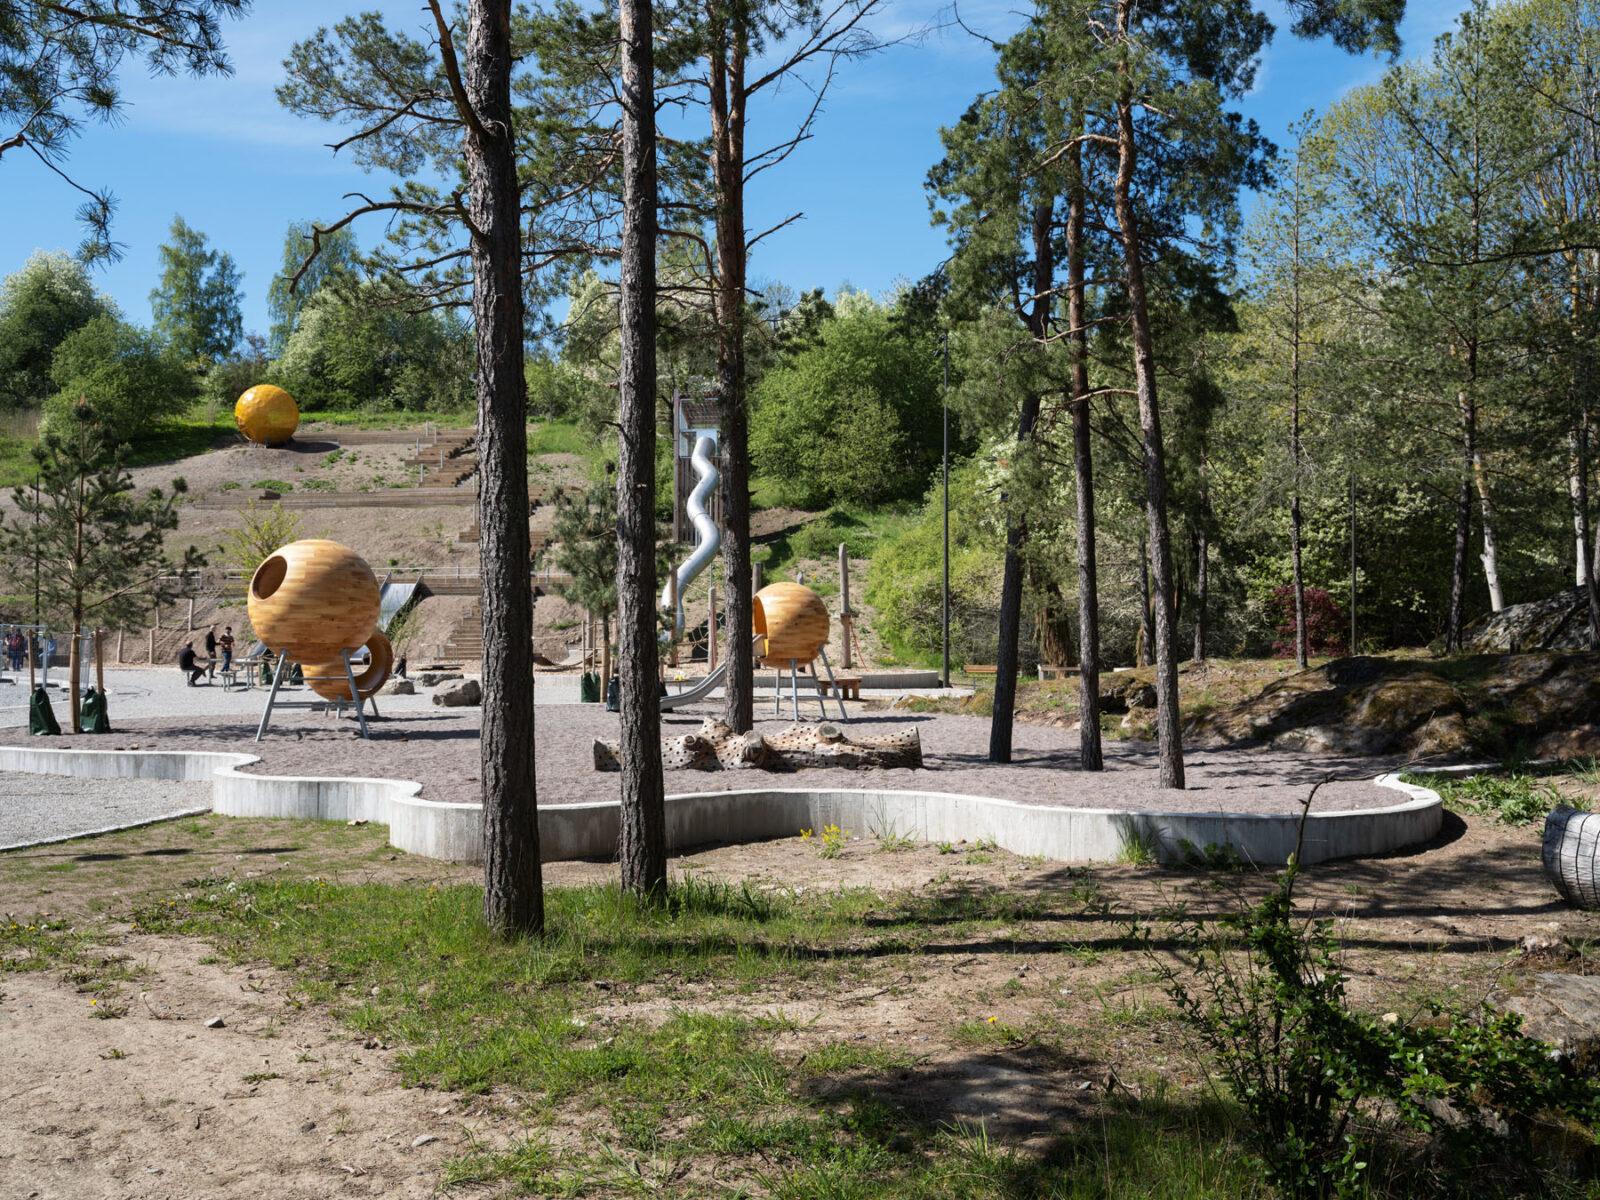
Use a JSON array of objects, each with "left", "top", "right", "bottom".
[
  {"left": 251, "top": 479, "right": 293, "bottom": 493},
  {"left": 1271, "top": 585, "right": 1348, "bottom": 659},
  {"left": 1146, "top": 859, "right": 1600, "bottom": 1197}
]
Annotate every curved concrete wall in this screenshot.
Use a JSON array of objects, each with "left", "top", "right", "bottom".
[{"left": 0, "top": 744, "right": 1442, "bottom": 868}]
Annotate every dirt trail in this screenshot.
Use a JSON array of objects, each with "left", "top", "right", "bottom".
[{"left": 0, "top": 935, "right": 520, "bottom": 1199}]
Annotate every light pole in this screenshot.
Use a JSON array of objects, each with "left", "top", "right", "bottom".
[{"left": 941, "top": 331, "right": 951, "bottom": 689}]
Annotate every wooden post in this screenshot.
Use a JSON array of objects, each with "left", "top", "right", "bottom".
[
  {"left": 839, "top": 542, "right": 853, "bottom": 670},
  {"left": 708, "top": 584, "right": 718, "bottom": 671},
  {"left": 94, "top": 630, "right": 104, "bottom": 695},
  {"left": 187, "top": 598, "right": 195, "bottom": 631},
  {"left": 116, "top": 629, "right": 124, "bottom": 665},
  {"left": 600, "top": 612, "right": 612, "bottom": 695},
  {"left": 154, "top": 601, "right": 160, "bottom": 630},
  {"left": 753, "top": 562, "right": 763, "bottom": 594},
  {"left": 27, "top": 631, "right": 35, "bottom": 690},
  {"left": 148, "top": 629, "right": 156, "bottom": 664},
  {"left": 582, "top": 608, "right": 592, "bottom": 669}
]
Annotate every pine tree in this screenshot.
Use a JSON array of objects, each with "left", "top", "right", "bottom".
[{"left": 0, "top": 408, "right": 202, "bottom": 731}]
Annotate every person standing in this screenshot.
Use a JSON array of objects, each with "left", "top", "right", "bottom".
[
  {"left": 203, "top": 626, "right": 218, "bottom": 680},
  {"left": 218, "top": 626, "right": 235, "bottom": 676}
]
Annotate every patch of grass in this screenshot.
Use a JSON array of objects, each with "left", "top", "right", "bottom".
[
  {"left": 301, "top": 408, "right": 475, "bottom": 431},
  {"left": 1402, "top": 769, "right": 1568, "bottom": 826},
  {"left": 250, "top": 478, "right": 294, "bottom": 493},
  {"left": 1116, "top": 825, "right": 1161, "bottom": 867},
  {"left": 526, "top": 419, "right": 597, "bottom": 460},
  {"left": 953, "top": 1016, "right": 1026, "bottom": 1047},
  {"left": 756, "top": 503, "right": 919, "bottom": 580},
  {"left": 299, "top": 478, "right": 335, "bottom": 492}
]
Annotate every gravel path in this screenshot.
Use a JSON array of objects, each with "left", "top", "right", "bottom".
[
  {"left": 0, "top": 772, "right": 211, "bottom": 851},
  {"left": 0, "top": 705, "right": 1404, "bottom": 815}
]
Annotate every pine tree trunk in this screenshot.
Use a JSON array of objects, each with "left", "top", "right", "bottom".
[
  {"left": 1137, "top": 537, "right": 1152, "bottom": 669},
  {"left": 616, "top": 0, "right": 667, "bottom": 899},
  {"left": 1446, "top": 394, "right": 1475, "bottom": 654},
  {"left": 710, "top": 18, "right": 753, "bottom": 733},
  {"left": 989, "top": 202, "right": 1053, "bottom": 765},
  {"left": 1192, "top": 528, "right": 1207, "bottom": 664},
  {"left": 68, "top": 621, "right": 81, "bottom": 733},
  {"left": 1112, "top": 25, "right": 1183, "bottom": 788},
  {"left": 1289, "top": 248, "right": 1308, "bottom": 670},
  {"left": 1066, "top": 139, "right": 1102, "bottom": 771},
  {"left": 467, "top": 0, "right": 542, "bottom": 938},
  {"left": 1037, "top": 583, "right": 1074, "bottom": 668},
  {"left": 1571, "top": 422, "right": 1600, "bottom": 649}
]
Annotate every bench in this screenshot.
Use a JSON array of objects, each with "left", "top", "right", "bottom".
[
  {"left": 964, "top": 664, "right": 997, "bottom": 676},
  {"left": 819, "top": 676, "right": 862, "bottom": 701}
]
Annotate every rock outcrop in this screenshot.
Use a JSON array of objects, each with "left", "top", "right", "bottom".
[
  {"left": 432, "top": 678, "right": 482, "bottom": 707},
  {"left": 1186, "top": 652, "right": 1600, "bottom": 758},
  {"left": 1466, "top": 587, "right": 1597, "bottom": 653}
]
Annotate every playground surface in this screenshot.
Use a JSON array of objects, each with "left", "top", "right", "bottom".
[
  {"left": 0, "top": 771, "right": 211, "bottom": 850},
  {"left": 0, "top": 703, "right": 1405, "bottom": 815}
]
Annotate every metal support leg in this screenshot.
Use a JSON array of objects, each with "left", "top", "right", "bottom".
[
  {"left": 773, "top": 666, "right": 781, "bottom": 716},
  {"left": 818, "top": 647, "right": 848, "bottom": 721},
  {"left": 789, "top": 660, "right": 800, "bottom": 721},
  {"left": 341, "top": 649, "right": 370, "bottom": 739},
  {"left": 255, "top": 652, "right": 291, "bottom": 741}
]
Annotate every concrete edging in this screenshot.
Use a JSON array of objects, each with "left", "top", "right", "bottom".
[{"left": 0, "top": 743, "right": 1442, "bottom": 867}]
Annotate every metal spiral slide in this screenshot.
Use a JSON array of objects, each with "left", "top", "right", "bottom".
[{"left": 660, "top": 433, "right": 721, "bottom": 636}]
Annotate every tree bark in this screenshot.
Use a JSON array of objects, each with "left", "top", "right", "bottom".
[
  {"left": 709, "top": 12, "right": 753, "bottom": 733},
  {"left": 616, "top": 0, "right": 667, "bottom": 899},
  {"left": 1111, "top": 13, "right": 1183, "bottom": 788},
  {"left": 1192, "top": 528, "right": 1207, "bottom": 664},
  {"left": 1137, "top": 534, "right": 1152, "bottom": 669},
  {"left": 1571, "top": 422, "right": 1600, "bottom": 648},
  {"left": 1445, "top": 391, "right": 1475, "bottom": 654},
  {"left": 989, "top": 201, "right": 1052, "bottom": 764},
  {"left": 1066, "top": 140, "right": 1102, "bottom": 771},
  {"left": 466, "top": 0, "right": 542, "bottom": 937},
  {"left": 1288, "top": 202, "right": 1308, "bottom": 670}
]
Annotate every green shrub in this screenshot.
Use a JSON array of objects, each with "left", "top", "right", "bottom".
[
  {"left": 44, "top": 316, "right": 196, "bottom": 441},
  {"left": 751, "top": 296, "right": 941, "bottom": 508},
  {"left": 1146, "top": 860, "right": 1600, "bottom": 1197},
  {"left": 250, "top": 478, "right": 293, "bottom": 493}
]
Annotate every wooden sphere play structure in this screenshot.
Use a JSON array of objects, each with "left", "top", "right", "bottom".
[
  {"left": 247, "top": 539, "right": 380, "bottom": 664},
  {"left": 304, "top": 631, "right": 394, "bottom": 701},
  {"left": 235, "top": 384, "right": 300, "bottom": 445},
  {"left": 753, "top": 582, "right": 830, "bottom": 666}
]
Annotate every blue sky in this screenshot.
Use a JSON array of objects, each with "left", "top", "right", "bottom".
[{"left": 0, "top": 0, "right": 1467, "bottom": 338}]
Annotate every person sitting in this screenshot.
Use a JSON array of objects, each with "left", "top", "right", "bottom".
[{"left": 177, "top": 641, "right": 207, "bottom": 687}]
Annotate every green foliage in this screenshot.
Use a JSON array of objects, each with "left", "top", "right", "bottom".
[
  {"left": 1403, "top": 769, "right": 1570, "bottom": 827},
  {"left": 0, "top": 412, "right": 203, "bottom": 727},
  {"left": 865, "top": 461, "right": 1004, "bottom": 666},
  {"left": 0, "top": 251, "right": 118, "bottom": 411},
  {"left": 751, "top": 293, "right": 942, "bottom": 508},
  {"left": 44, "top": 316, "right": 196, "bottom": 442},
  {"left": 150, "top": 215, "right": 244, "bottom": 362},
  {"left": 1148, "top": 861, "right": 1600, "bottom": 1198},
  {"left": 272, "top": 284, "right": 471, "bottom": 412},
  {"left": 544, "top": 478, "right": 618, "bottom": 619},
  {"left": 265, "top": 221, "right": 359, "bottom": 355},
  {"left": 196, "top": 337, "right": 270, "bottom": 421},
  {"left": 217, "top": 501, "right": 303, "bottom": 575},
  {"left": 1, "top": 3, "right": 245, "bottom": 261}
]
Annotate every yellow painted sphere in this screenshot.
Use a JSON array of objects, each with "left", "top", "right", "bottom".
[
  {"left": 304, "top": 631, "right": 394, "bottom": 701},
  {"left": 247, "top": 539, "right": 379, "bottom": 662},
  {"left": 235, "top": 384, "right": 300, "bottom": 445},
  {"left": 753, "top": 582, "right": 830, "bottom": 665}
]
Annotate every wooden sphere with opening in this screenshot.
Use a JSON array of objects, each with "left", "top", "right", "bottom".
[
  {"left": 304, "top": 631, "right": 394, "bottom": 701},
  {"left": 753, "top": 582, "right": 830, "bottom": 665},
  {"left": 247, "top": 539, "right": 380, "bottom": 662},
  {"left": 235, "top": 384, "right": 300, "bottom": 445}
]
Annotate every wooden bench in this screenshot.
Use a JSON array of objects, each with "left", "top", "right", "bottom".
[
  {"left": 819, "top": 676, "right": 862, "bottom": 701},
  {"left": 964, "top": 664, "right": 997, "bottom": 676}
]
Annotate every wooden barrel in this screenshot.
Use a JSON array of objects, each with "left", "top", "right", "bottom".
[
  {"left": 304, "top": 631, "right": 394, "bottom": 701},
  {"left": 753, "top": 582, "right": 829, "bottom": 665},
  {"left": 247, "top": 538, "right": 379, "bottom": 662},
  {"left": 235, "top": 384, "right": 300, "bottom": 445}
]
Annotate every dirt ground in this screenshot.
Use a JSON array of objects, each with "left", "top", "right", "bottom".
[{"left": 3, "top": 800, "right": 1596, "bottom": 1197}]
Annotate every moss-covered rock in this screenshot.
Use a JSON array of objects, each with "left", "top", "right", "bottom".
[{"left": 1186, "top": 652, "right": 1600, "bottom": 759}]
